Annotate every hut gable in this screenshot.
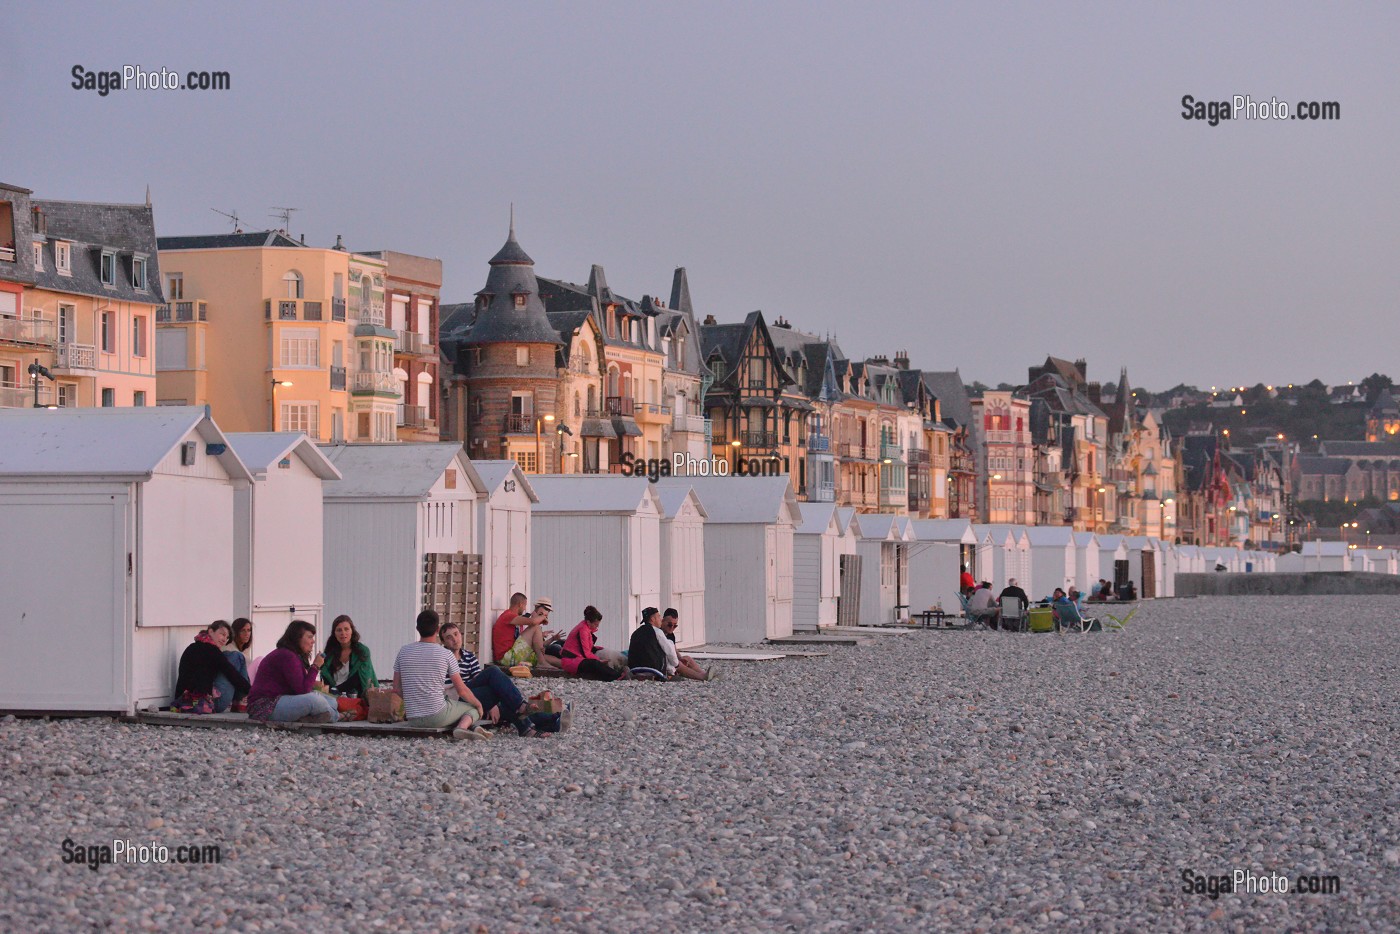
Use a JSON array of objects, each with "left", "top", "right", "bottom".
[{"left": 319, "top": 442, "right": 483, "bottom": 500}]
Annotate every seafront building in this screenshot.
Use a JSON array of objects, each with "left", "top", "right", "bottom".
[{"left": 1, "top": 182, "right": 163, "bottom": 410}]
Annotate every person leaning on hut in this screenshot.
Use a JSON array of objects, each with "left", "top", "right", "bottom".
[
  {"left": 172, "top": 620, "right": 251, "bottom": 714},
  {"left": 560, "top": 606, "right": 625, "bottom": 681},
  {"left": 247, "top": 620, "right": 340, "bottom": 723},
  {"left": 661, "top": 608, "right": 717, "bottom": 681},
  {"left": 320, "top": 614, "right": 379, "bottom": 696},
  {"left": 395, "top": 609, "right": 492, "bottom": 740}
]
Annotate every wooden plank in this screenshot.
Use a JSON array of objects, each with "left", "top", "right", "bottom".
[
  {"left": 767, "top": 633, "right": 871, "bottom": 645},
  {"left": 130, "top": 711, "right": 451, "bottom": 738}
]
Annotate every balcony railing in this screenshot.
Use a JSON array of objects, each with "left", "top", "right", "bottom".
[
  {"left": 742, "top": 430, "right": 777, "bottom": 448},
  {"left": 567, "top": 358, "right": 595, "bottom": 375},
  {"left": 672, "top": 412, "right": 708, "bottom": 434},
  {"left": 278, "top": 301, "right": 298, "bottom": 320},
  {"left": 351, "top": 371, "right": 400, "bottom": 395},
  {"left": 397, "top": 403, "right": 428, "bottom": 428},
  {"left": 879, "top": 441, "right": 903, "bottom": 462},
  {"left": 357, "top": 301, "right": 385, "bottom": 327},
  {"left": 395, "top": 330, "right": 431, "bottom": 355},
  {"left": 0, "top": 384, "right": 54, "bottom": 408},
  {"left": 807, "top": 432, "right": 831, "bottom": 453},
  {"left": 0, "top": 314, "right": 57, "bottom": 347},
  {"left": 329, "top": 366, "right": 346, "bottom": 391},
  {"left": 605, "top": 396, "right": 635, "bottom": 416},
  {"left": 808, "top": 480, "right": 836, "bottom": 502},
  {"left": 906, "top": 449, "right": 930, "bottom": 465},
  {"left": 331, "top": 298, "right": 346, "bottom": 321},
  {"left": 161, "top": 301, "right": 208, "bottom": 323},
  {"left": 505, "top": 413, "right": 537, "bottom": 433},
  {"left": 0, "top": 247, "right": 15, "bottom": 263},
  {"left": 303, "top": 301, "right": 323, "bottom": 322},
  {"left": 54, "top": 342, "right": 97, "bottom": 371}
]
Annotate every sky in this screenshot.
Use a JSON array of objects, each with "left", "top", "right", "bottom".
[{"left": 4, "top": 1, "right": 1398, "bottom": 390}]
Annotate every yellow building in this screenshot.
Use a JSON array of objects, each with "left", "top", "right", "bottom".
[
  {"left": 1, "top": 184, "right": 161, "bottom": 410},
  {"left": 154, "top": 231, "right": 402, "bottom": 442}
]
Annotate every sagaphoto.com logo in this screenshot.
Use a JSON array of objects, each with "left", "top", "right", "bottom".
[{"left": 72, "top": 65, "right": 231, "bottom": 97}]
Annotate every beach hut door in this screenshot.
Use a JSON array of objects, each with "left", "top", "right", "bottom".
[
  {"left": 837, "top": 553, "right": 862, "bottom": 627},
  {"left": 1141, "top": 553, "right": 1156, "bottom": 598}
]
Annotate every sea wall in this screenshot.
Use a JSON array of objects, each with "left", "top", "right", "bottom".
[{"left": 1175, "top": 572, "right": 1400, "bottom": 597}]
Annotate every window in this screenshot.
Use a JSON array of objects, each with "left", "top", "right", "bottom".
[
  {"left": 280, "top": 329, "right": 320, "bottom": 367},
  {"left": 280, "top": 402, "right": 320, "bottom": 436},
  {"left": 516, "top": 450, "right": 538, "bottom": 473},
  {"left": 511, "top": 392, "right": 533, "bottom": 416},
  {"left": 100, "top": 312, "right": 114, "bottom": 353},
  {"left": 133, "top": 390, "right": 146, "bottom": 407},
  {"left": 100, "top": 250, "right": 116, "bottom": 286},
  {"left": 132, "top": 316, "right": 147, "bottom": 357},
  {"left": 56, "top": 241, "right": 72, "bottom": 275},
  {"left": 0, "top": 364, "right": 14, "bottom": 388},
  {"left": 58, "top": 304, "right": 73, "bottom": 344},
  {"left": 32, "top": 241, "right": 42, "bottom": 270},
  {"left": 333, "top": 273, "right": 344, "bottom": 299},
  {"left": 516, "top": 347, "right": 528, "bottom": 367},
  {"left": 101, "top": 387, "right": 115, "bottom": 407},
  {"left": 133, "top": 256, "right": 148, "bottom": 291},
  {"left": 57, "top": 384, "right": 76, "bottom": 407},
  {"left": 156, "top": 329, "right": 187, "bottom": 370},
  {"left": 283, "top": 270, "right": 304, "bottom": 299},
  {"left": 166, "top": 273, "right": 183, "bottom": 300},
  {"left": 513, "top": 294, "right": 526, "bottom": 309}
]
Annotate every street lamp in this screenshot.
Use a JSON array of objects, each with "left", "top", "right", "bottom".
[
  {"left": 730, "top": 438, "right": 742, "bottom": 472},
  {"left": 270, "top": 379, "right": 293, "bottom": 431},
  {"left": 556, "top": 422, "right": 573, "bottom": 473},
  {"left": 534, "top": 413, "right": 555, "bottom": 474},
  {"left": 28, "top": 360, "right": 56, "bottom": 408}
]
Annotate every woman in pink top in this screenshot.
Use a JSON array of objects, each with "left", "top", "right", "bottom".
[{"left": 560, "top": 606, "right": 623, "bottom": 681}]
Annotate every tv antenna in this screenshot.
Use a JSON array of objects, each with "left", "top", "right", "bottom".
[
  {"left": 270, "top": 206, "right": 298, "bottom": 232},
  {"left": 212, "top": 208, "right": 242, "bottom": 233}
]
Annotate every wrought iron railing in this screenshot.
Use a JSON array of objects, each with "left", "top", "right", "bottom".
[{"left": 329, "top": 366, "right": 346, "bottom": 391}]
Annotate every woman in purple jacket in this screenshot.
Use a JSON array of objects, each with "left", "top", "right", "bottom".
[{"left": 247, "top": 620, "right": 339, "bottom": 723}]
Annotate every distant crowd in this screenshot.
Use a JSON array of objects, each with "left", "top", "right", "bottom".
[
  {"left": 169, "top": 594, "right": 716, "bottom": 738},
  {"left": 958, "top": 565, "right": 1136, "bottom": 632}
]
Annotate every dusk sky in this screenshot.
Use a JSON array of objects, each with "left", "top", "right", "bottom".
[{"left": 5, "top": 2, "right": 1397, "bottom": 390}]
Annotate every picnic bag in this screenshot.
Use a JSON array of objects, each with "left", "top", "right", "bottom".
[
  {"left": 172, "top": 690, "right": 217, "bottom": 715},
  {"left": 336, "top": 696, "right": 369, "bottom": 722},
  {"left": 367, "top": 687, "right": 404, "bottom": 723}
]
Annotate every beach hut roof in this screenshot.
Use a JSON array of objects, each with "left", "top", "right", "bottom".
[
  {"left": 909, "top": 518, "right": 977, "bottom": 545},
  {"left": 226, "top": 432, "right": 341, "bottom": 480},
  {"left": 531, "top": 475, "right": 662, "bottom": 515},
  {"left": 1026, "top": 526, "right": 1076, "bottom": 546},
  {"left": 319, "top": 442, "right": 483, "bottom": 499},
  {"left": 657, "top": 476, "right": 800, "bottom": 524},
  {"left": 470, "top": 460, "right": 540, "bottom": 503},
  {"left": 655, "top": 484, "right": 708, "bottom": 520},
  {"left": 0, "top": 405, "right": 251, "bottom": 481},
  {"left": 795, "top": 501, "right": 841, "bottom": 535}
]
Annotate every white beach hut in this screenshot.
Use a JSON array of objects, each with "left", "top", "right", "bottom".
[
  {"left": 320, "top": 443, "right": 485, "bottom": 662},
  {"left": 971, "top": 525, "right": 1015, "bottom": 589},
  {"left": 470, "top": 461, "right": 539, "bottom": 632},
  {"left": 856, "top": 513, "right": 914, "bottom": 625},
  {"left": 1297, "top": 541, "right": 1353, "bottom": 572},
  {"left": 908, "top": 518, "right": 978, "bottom": 616},
  {"left": 1025, "top": 526, "right": 1077, "bottom": 601},
  {"left": 226, "top": 433, "right": 341, "bottom": 654},
  {"left": 656, "top": 484, "right": 708, "bottom": 648},
  {"left": 1158, "top": 541, "right": 1179, "bottom": 596},
  {"left": 1175, "top": 545, "right": 1204, "bottom": 575},
  {"left": 530, "top": 476, "right": 663, "bottom": 651},
  {"left": 1071, "top": 531, "right": 1102, "bottom": 594},
  {"left": 1096, "top": 534, "right": 1129, "bottom": 592},
  {"left": 833, "top": 507, "right": 865, "bottom": 626},
  {"left": 0, "top": 406, "right": 251, "bottom": 714},
  {"left": 660, "top": 476, "right": 800, "bottom": 642},
  {"left": 793, "top": 502, "right": 845, "bottom": 631},
  {"left": 1123, "top": 536, "right": 1161, "bottom": 598}
]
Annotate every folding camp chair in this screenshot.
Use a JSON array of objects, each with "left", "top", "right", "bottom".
[
  {"left": 1053, "top": 600, "right": 1098, "bottom": 634},
  {"left": 999, "top": 596, "right": 1026, "bottom": 633},
  {"left": 956, "top": 592, "right": 990, "bottom": 630}
]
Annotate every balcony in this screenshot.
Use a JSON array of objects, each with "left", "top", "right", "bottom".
[
  {"left": 397, "top": 403, "right": 428, "bottom": 428},
  {"left": 329, "top": 366, "right": 346, "bottom": 392},
  {"left": 162, "top": 301, "right": 209, "bottom": 323},
  {"left": 808, "top": 480, "right": 836, "bottom": 503},
  {"left": 351, "top": 371, "right": 400, "bottom": 395},
  {"left": 741, "top": 430, "right": 777, "bottom": 448},
  {"left": 634, "top": 401, "right": 671, "bottom": 424},
  {"left": 605, "top": 396, "right": 635, "bottom": 417},
  {"left": 277, "top": 301, "right": 298, "bottom": 321},
  {"left": 331, "top": 298, "right": 346, "bottom": 322},
  {"left": 0, "top": 314, "right": 56, "bottom": 347},
  {"left": 54, "top": 342, "right": 97, "bottom": 372},
  {"left": 906, "top": 449, "right": 930, "bottom": 465},
  {"left": 395, "top": 330, "right": 432, "bottom": 355},
  {"left": 0, "top": 247, "right": 15, "bottom": 263},
  {"left": 0, "top": 384, "right": 54, "bottom": 408},
  {"left": 672, "top": 412, "right": 708, "bottom": 434},
  {"left": 303, "top": 301, "right": 323, "bottom": 322},
  {"left": 357, "top": 301, "right": 385, "bottom": 328},
  {"left": 505, "top": 413, "right": 538, "bottom": 433},
  {"left": 807, "top": 432, "right": 831, "bottom": 454},
  {"left": 878, "top": 441, "right": 903, "bottom": 463}
]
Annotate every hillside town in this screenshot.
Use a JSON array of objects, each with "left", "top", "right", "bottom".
[{"left": 4, "top": 180, "right": 1395, "bottom": 557}]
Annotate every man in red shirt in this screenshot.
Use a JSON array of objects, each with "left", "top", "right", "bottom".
[
  {"left": 959, "top": 565, "right": 976, "bottom": 595},
  {"left": 491, "top": 593, "right": 527, "bottom": 663},
  {"left": 492, "top": 594, "right": 562, "bottom": 670}
]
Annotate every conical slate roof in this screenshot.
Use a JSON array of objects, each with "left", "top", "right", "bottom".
[{"left": 464, "top": 224, "right": 561, "bottom": 347}]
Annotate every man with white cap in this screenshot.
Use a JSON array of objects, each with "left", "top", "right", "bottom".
[{"left": 498, "top": 595, "right": 562, "bottom": 670}]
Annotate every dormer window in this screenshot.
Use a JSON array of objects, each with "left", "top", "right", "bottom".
[
  {"left": 513, "top": 294, "right": 526, "bottom": 309},
  {"left": 100, "top": 250, "right": 116, "bottom": 286},
  {"left": 56, "top": 241, "right": 72, "bottom": 275},
  {"left": 133, "top": 255, "right": 148, "bottom": 291},
  {"left": 32, "top": 241, "right": 42, "bottom": 271}
]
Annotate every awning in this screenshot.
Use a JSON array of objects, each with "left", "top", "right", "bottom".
[
  {"left": 742, "top": 397, "right": 776, "bottom": 407},
  {"left": 612, "top": 416, "right": 643, "bottom": 437},
  {"left": 580, "top": 417, "right": 617, "bottom": 439}
]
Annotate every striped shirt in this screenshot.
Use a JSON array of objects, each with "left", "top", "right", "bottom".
[
  {"left": 449, "top": 649, "right": 482, "bottom": 684},
  {"left": 394, "top": 641, "right": 455, "bottom": 720}
]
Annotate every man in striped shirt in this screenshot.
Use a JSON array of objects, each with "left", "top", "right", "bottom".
[
  {"left": 393, "top": 610, "right": 484, "bottom": 739},
  {"left": 441, "top": 623, "right": 555, "bottom": 737}
]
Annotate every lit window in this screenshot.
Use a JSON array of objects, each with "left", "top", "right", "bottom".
[{"left": 513, "top": 294, "right": 526, "bottom": 309}]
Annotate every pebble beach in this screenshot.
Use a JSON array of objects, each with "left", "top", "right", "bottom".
[{"left": 1, "top": 595, "right": 1396, "bottom": 932}]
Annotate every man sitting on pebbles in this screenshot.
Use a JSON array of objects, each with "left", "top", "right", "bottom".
[
  {"left": 394, "top": 609, "right": 489, "bottom": 741},
  {"left": 492, "top": 594, "right": 562, "bottom": 671},
  {"left": 440, "top": 622, "right": 559, "bottom": 736},
  {"left": 661, "top": 608, "right": 717, "bottom": 682}
]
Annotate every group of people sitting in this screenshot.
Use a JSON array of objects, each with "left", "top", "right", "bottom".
[
  {"left": 171, "top": 610, "right": 565, "bottom": 738},
  {"left": 489, "top": 593, "right": 720, "bottom": 682},
  {"left": 960, "top": 574, "right": 1103, "bottom": 632},
  {"left": 1088, "top": 578, "right": 1137, "bottom": 602}
]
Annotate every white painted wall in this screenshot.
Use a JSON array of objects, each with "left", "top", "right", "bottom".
[
  {"left": 659, "top": 502, "right": 706, "bottom": 646},
  {"left": 323, "top": 501, "right": 420, "bottom": 667}
]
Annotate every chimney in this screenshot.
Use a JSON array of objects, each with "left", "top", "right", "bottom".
[
  {"left": 1075, "top": 358, "right": 1088, "bottom": 380},
  {"left": 1087, "top": 382, "right": 1102, "bottom": 404},
  {"left": 894, "top": 350, "right": 910, "bottom": 370},
  {"left": 703, "top": 314, "right": 717, "bottom": 326},
  {"left": 868, "top": 354, "right": 890, "bottom": 367},
  {"left": 301, "top": 233, "right": 307, "bottom": 245},
  {"left": 31, "top": 206, "right": 46, "bottom": 235}
]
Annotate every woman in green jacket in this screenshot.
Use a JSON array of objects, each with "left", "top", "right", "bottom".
[{"left": 320, "top": 615, "right": 379, "bottom": 696}]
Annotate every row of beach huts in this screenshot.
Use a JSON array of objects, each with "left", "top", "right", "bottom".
[{"left": 1, "top": 407, "right": 1394, "bottom": 715}]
